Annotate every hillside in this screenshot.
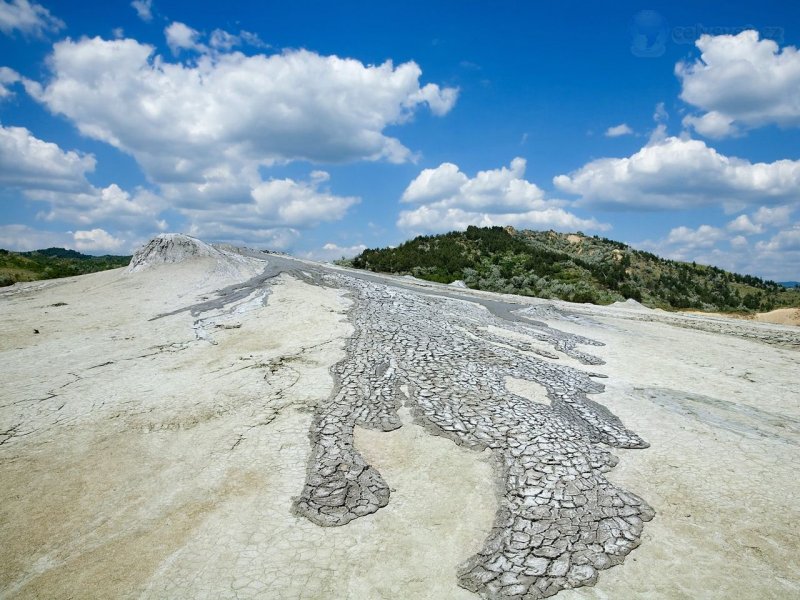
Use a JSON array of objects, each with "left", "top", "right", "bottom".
[
  {"left": 349, "top": 226, "right": 800, "bottom": 312},
  {"left": 0, "top": 247, "right": 131, "bottom": 287}
]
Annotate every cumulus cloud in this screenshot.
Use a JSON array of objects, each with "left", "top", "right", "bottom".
[
  {"left": 165, "top": 22, "right": 205, "bottom": 54},
  {"left": 0, "top": 67, "right": 20, "bottom": 98},
  {"left": 19, "top": 32, "right": 455, "bottom": 243},
  {"left": 249, "top": 173, "right": 358, "bottom": 227},
  {"left": 29, "top": 184, "right": 167, "bottom": 230},
  {"left": 130, "top": 0, "right": 152, "bottom": 22},
  {"left": 0, "top": 224, "right": 72, "bottom": 250},
  {"left": 0, "top": 0, "right": 63, "bottom": 37},
  {"left": 186, "top": 224, "right": 301, "bottom": 251},
  {"left": 0, "top": 224, "right": 127, "bottom": 253},
  {"left": 682, "top": 111, "right": 736, "bottom": 139},
  {"left": 15, "top": 31, "right": 457, "bottom": 245},
  {"left": 756, "top": 226, "right": 800, "bottom": 253},
  {"left": 208, "top": 28, "right": 267, "bottom": 51},
  {"left": 398, "top": 158, "right": 609, "bottom": 235},
  {"left": 178, "top": 171, "right": 359, "bottom": 245},
  {"left": 605, "top": 123, "right": 633, "bottom": 137},
  {"left": 752, "top": 205, "right": 794, "bottom": 227},
  {"left": 72, "top": 228, "right": 125, "bottom": 252},
  {"left": 553, "top": 135, "right": 800, "bottom": 210},
  {"left": 665, "top": 224, "right": 725, "bottom": 248},
  {"left": 638, "top": 222, "right": 800, "bottom": 281},
  {"left": 402, "top": 158, "right": 545, "bottom": 210},
  {"left": 725, "top": 206, "right": 794, "bottom": 237},
  {"left": 727, "top": 214, "right": 763, "bottom": 235},
  {"left": 0, "top": 124, "right": 95, "bottom": 192},
  {"left": 26, "top": 35, "right": 458, "bottom": 175},
  {"left": 730, "top": 235, "right": 748, "bottom": 249},
  {"left": 677, "top": 31, "right": 800, "bottom": 137},
  {"left": 17, "top": 31, "right": 458, "bottom": 246},
  {"left": 0, "top": 124, "right": 166, "bottom": 232}
]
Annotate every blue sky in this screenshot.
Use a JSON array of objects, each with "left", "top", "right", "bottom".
[{"left": 1, "top": 0, "right": 799, "bottom": 279}]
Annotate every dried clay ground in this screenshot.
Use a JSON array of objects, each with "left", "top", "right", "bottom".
[{"left": 1, "top": 245, "right": 798, "bottom": 599}]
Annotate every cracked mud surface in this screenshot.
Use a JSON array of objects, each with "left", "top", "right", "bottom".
[
  {"left": 281, "top": 268, "right": 654, "bottom": 599},
  {"left": 138, "top": 254, "right": 654, "bottom": 597}
]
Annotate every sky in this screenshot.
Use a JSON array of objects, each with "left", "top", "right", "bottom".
[{"left": 0, "top": 0, "right": 799, "bottom": 280}]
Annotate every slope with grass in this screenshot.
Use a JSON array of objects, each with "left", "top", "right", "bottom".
[
  {"left": 349, "top": 226, "right": 800, "bottom": 312},
  {"left": 0, "top": 247, "right": 131, "bottom": 287}
]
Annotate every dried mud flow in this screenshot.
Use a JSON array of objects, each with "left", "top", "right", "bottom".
[{"left": 194, "top": 256, "right": 656, "bottom": 600}]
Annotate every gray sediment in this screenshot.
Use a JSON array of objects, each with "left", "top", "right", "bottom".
[{"left": 159, "top": 255, "right": 655, "bottom": 599}]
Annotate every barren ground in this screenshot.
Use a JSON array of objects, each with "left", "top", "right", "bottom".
[{"left": 1, "top": 253, "right": 798, "bottom": 599}]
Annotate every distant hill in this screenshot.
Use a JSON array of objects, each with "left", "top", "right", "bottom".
[
  {"left": 349, "top": 226, "right": 800, "bottom": 313},
  {"left": 779, "top": 281, "right": 799, "bottom": 288},
  {"left": 0, "top": 247, "right": 131, "bottom": 287}
]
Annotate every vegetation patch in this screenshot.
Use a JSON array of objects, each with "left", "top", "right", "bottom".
[
  {"left": 348, "top": 226, "right": 800, "bottom": 313},
  {"left": 0, "top": 247, "right": 131, "bottom": 287}
]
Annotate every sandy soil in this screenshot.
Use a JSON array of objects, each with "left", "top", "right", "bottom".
[
  {"left": 1, "top": 256, "right": 798, "bottom": 599},
  {"left": 753, "top": 307, "right": 800, "bottom": 326},
  {"left": 684, "top": 307, "right": 800, "bottom": 327}
]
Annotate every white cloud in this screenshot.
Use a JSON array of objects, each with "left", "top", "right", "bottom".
[
  {"left": 27, "top": 34, "right": 457, "bottom": 176},
  {"left": 29, "top": 184, "right": 167, "bottom": 230},
  {"left": 0, "top": 66, "right": 20, "bottom": 98},
  {"left": 682, "top": 111, "right": 736, "bottom": 138},
  {"left": 0, "top": 0, "right": 63, "bottom": 37},
  {"left": 18, "top": 31, "right": 454, "bottom": 245},
  {"left": 402, "top": 158, "right": 543, "bottom": 211},
  {"left": 665, "top": 224, "right": 725, "bottom": 248},
  {"left": 397, "top": 205, "right": 607, "bottom": 235},
  {"left": 727, "top": 214, "right": 763, "bottom": 235},
  {"left": 553, "top": 136, "right": 800, "bottom": 210},
  {"left": 304, "top": 242, "right": 368, "bottom": 262},
  {"left": 605, "top": 123, "right": 633, "bottom": 137},
  {"left": 653, "top": 102, "right": 668, "bottom": 124},
  {"left": 250, "top": 174, "right": 358, "bottom": 227},
  {"left": 177, "top": 171, "right": 359, "bottom": 244},
  {"left": 401, "top": 162, "right": 468, "bottom": 204},
  {"left": 0, "top": 224, "right": 72, "bottom": 250},
  {"left": 130, "top": 0, "right": 152, "bottom": 22},
  {"left": 0, "top": 224, "right": 127, "bottom": 254},
  {"left": 756, "top": 226, "right": 800, "bottom": 253},
  {"left": 752, "top": 205, "right": 794, "bottom": 227},
  {"left": 398, "top": 158, "right": 609, "bottom": 235},
  {"left": 638, "top": 223, "right": 800, "bottom": 281},
  {"left": 186, "top": 224, "right": 300, "bottom": 251},
  {"left": 730, "top": 235, "right": 748, "bottom": 249},
  {"left": 209, "top": 28, "right": 267, "bottom": 51},
  {"left": 208, "top": 28, "right": 239, "bottom": 51},
  {"left": 72, "top": 228, "right": 125, "bottom": 252},
  {"left": 406, "top": 83, "right": 460, "bottom": 117},
  {"left": 165, "top": 22, "right": 205, "bottom": 54},
  {"left": 0, "top": 124, "right": 166, "bottom": 231},
  {"left": 677, "top": 30, "right": 800, "bottom": 137},
  {"left": 21, "top": 33, "right": 456, "bottom": 242},
  {"left": 0, "top": 124, "right": 95, "bottom": 192}
]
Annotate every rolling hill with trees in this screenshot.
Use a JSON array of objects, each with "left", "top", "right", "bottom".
[
  {"left": 0, "top": 247, "right": 131, "bottom": 287},
  {"left": 348, "top": 226, "right": 800, "bottom": 313}
]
